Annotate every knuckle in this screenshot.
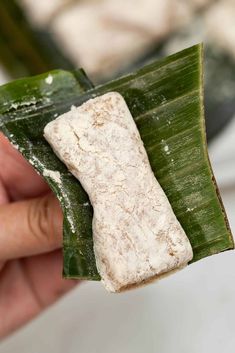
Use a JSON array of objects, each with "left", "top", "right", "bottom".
[{"left": 27, "top": 194, "right": 58, "bottom": 247}]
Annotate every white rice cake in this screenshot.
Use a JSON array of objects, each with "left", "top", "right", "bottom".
[
  {"left": 52, "top": 0, "right": 172, "bottom": 79},
  {"left": 44, "top": 92, "right": 193, "bottom": 292}
]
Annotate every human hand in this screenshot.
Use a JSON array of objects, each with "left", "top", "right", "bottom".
[{"left": 0, "top": 133, "right": 77, "bottom": 338}]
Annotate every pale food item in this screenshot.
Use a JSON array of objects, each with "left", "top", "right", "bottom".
[
  {"left": 19, "top": 0, "right": 65, "bottom": 25},
  {"left": 51, "top": 0, "right": 173, "bottom": 79},
  {"left": 205, "top": 1, "right": 235, "bottom": 59},
  {"left": 44, "top": 92, "right": 193, "bottom": 292}
]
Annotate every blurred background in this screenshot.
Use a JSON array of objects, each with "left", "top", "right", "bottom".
[{"left": 0, "top": 0, "right": 235, "bottom": 352}]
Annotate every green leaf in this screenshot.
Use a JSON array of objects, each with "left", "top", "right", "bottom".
[
  {"left": 0, "top": 69, "right": 100, "bottom": 280},
  {"left": 0, "top": 44, "right": 233, "bottom": 280}
]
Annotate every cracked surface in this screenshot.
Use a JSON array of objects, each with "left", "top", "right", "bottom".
[{"left": 44, "top": 92, "right": 193, "bottom": 292}]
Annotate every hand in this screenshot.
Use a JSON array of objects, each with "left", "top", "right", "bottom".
[{"left": 0, "top": 133, "right": 77, "bottom": 339}]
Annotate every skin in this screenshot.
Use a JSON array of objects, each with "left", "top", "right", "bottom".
[{"left": 0, "top": 133, "right": 77, "bottom": 339}]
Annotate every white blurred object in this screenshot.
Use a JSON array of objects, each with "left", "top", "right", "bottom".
[
  {"left": 189, "top": 0, "right": 214, "bottom": 9},
  {"left": 170, "top": 0, "right": 194, "bottom": 29},
  {"left": 51, "top": 0, "right": 173, "bottom": 80},
  {"left": 103, "top": 0, "right": 173, "bottom": 35},
  {"left": 205, "top": 0, "right": 235, "bottom": 59},
  {"left": 0, "top": 66, "right": 10, "bottom": 85},
  {"left": 18, "top": 0, "right": 235, "bottom": 80},
  {"left": 19, "top": 0, "right": 66, "bottom": 26},
  {"left": 19, "top": 0, "right": 198, "bottom": 80}
]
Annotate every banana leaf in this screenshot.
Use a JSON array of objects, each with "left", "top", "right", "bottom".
[{"left": 0, "top": 44, "right": 233, "bottom": 280}]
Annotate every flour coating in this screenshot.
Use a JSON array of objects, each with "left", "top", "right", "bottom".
[{"left": 44, "top": 92, "right": 193, "bottom": 292}]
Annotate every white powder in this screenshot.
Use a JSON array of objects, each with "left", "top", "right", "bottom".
[
  {"left": 9, "top": 98, "right": 38, "bottom": 111},
  {"left": 29, "top": 155, "right": 45, "bottom": 170},
  {"left": 60, "top": 187, "right": 76, "bottom": 234},
  {"left": 45, "top": 74, "right": 53, "bottom": 85},
  {"left": 164, "top": 145, "right": 170, "bottom": 155},
  {"left": 43, "top": 169, "right": 61, "bottom": 184},
  {"left": 44, "top": 97, "right": 51, "bottom": 103},
  {"left": 42, "top": 168, "right": 76, "bottom": 233},
  {"left": 186, "top": 207, "right": 195, "bottom": 213},
  {"left": 12, "top": 144, "right": 19, "bottom": 150},
  {"left": 11, "top": 103, "right": 19, "bottom": 110}
]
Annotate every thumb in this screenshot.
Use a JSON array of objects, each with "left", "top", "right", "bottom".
[{"left": 0, "top": 193, "right": 63, "bottom": 261}]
